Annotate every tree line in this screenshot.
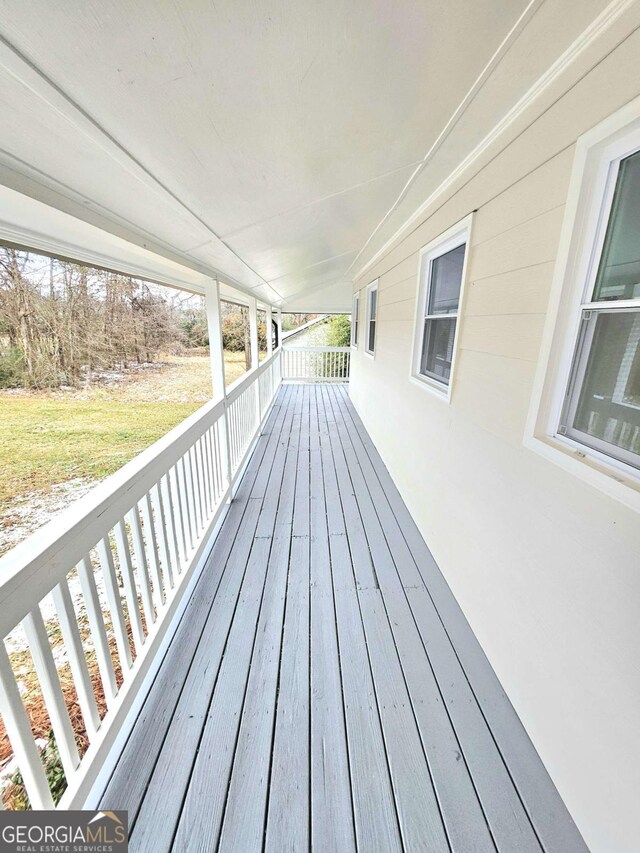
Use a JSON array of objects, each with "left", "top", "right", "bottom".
[
  {"left": 0, "top": 248, "right": 201, "bottom": 388},
  {"left": 0, "top": 247, "right": 321, "bottom": 389}
]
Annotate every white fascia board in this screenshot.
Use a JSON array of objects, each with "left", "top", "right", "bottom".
[{"left": 0, "top": 182, "right": 210, "bottom": 293}]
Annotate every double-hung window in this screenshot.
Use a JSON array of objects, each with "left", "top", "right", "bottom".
[
  {"left": 351, "top": 292, "right": 360, "bottom": 347},
  {"left": 365, "top": 281, "right": 378, "bottom": 355},
  {"left": 559, "top": 148, "right": 640, "bottom": 470},
  {"left": 412, "top": 218, "right": 471, "bottom": 395}
]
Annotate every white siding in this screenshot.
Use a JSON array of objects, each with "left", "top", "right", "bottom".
[{"left": 350, "top": 12, "right": 640, "bottom": 853}]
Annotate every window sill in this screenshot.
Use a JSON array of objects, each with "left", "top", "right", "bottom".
[
  {"left": 409, "top": 373, "right": 451, "bottom": 403},
  {"left": 364, "top": 349, "right": 375, "bottom": 360}
]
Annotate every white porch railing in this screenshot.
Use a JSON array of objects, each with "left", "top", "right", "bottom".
[
  {"left": 0, "top": 349, "right": 282, "bottom": 810},
  {"left": 282, "top": 346, "right": 350, "bottom": 382}
]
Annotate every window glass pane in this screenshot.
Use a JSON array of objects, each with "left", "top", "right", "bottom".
[
  {"left": 370, "top": 288, "right": 377, "bottom": 320},
  {"left": 427, "top": 244, "right": 465, "bottom": 315},
  {"left": 368, "top": 319, "right": 376, "bottom": 353},
  {"left": 569, "top": 310, "right": 640, "bottom": 464},
  {"left": 420, "top": 316, "right": 457, "bottom": 384},
  {"left": 593, "top": 150, "right": 640, "bottom": 302}
]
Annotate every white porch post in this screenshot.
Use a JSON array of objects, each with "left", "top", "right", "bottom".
[
  {"left": 205, "top": 279, "right": 232, "bottom": 492},
  {"left": 275, "top": 307, "right": 283, "bottom": 382},
  {"left": 248, "top": 296, "right": 259, "bottom": 369},
  {"left": 247, "top": 295, "right": 261, "bottom": 424},
  {"left": 205, "top": 279, "right": 225, "bottom": 399},
  {"left": 266, "top": 304, "right": 273, "bottom": 358}
]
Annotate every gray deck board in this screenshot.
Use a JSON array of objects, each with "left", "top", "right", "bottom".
[
  {"left": 308, "top": 416, "right": 356, "bottom": 852},
  {"left": 126, "top": 389, "right": 299, "bottom": 851},
  {"left": 333, "top": 385, "right": 588, "bottom": 853},
  {"left": 264, "top": 534, "right": 310, "bottom": 853},
  {"left": 327, "top": 385, "right": 544, "bottom": 851},
  {"left": 325, "top": 385, "right": 540, "bottom": 852},
  {"left": 101, "top": 384, "right": 587, "bottom": 853}
]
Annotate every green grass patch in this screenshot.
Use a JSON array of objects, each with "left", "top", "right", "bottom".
[{"left": 0, "top": 398, "right": 202, "bottom": 507}]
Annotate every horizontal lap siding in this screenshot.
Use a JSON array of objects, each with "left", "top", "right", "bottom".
[
  {"left": 463, "top": 263, "right": 556, "bottom": 317},
  {"left": 349, "top": 16, "right": 640, "bottom": 853}
]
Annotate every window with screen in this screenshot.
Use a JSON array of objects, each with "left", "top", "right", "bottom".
[
  {"left": 413, "top": 220, "right": 470, "bottom": 395},
  {"left": 559, "top": 148, "right": 640, "bottom": 469}
]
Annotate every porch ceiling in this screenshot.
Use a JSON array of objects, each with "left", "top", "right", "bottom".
[{"left": 0, "top": 0, "right": 533, "bottom": 308}]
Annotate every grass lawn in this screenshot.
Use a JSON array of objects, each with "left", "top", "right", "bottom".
[{"left": 0, "top": 398, "right": 201, "bottom": 507}]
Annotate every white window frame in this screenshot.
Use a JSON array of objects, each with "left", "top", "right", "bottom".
[
  {"left": 364, "top": 280, "right": 378, "bottom": 357},
  {"left": 410, "top": 215, "right": 473, "bottom": 401},
  {"left": 526, "top": 97, "right": 640, "bottom": 512},
  {"left": 351, "top": 292, "right": 360, "bottom": 348}
]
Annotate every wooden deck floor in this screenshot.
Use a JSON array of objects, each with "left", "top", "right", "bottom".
[{"left": 101, "top": 384, "right": 587, "bottom": 853}]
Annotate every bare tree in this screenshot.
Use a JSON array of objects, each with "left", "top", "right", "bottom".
[{"left": 0, "top": 248, "right": 195, "bottom": 389}]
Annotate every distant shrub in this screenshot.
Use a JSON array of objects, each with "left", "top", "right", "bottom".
[
  {"left": 222, "top": 308, "right": 267, "bottom": 353},
  {"left": 222, "top": 311, "right": 247, "bottom": 352},
  {"left": 180, "top": 312, "right": 209, "bottom": 348},
  {"left": 326, "top": 314, "right": 351, "bottom": 348},
  {"left": 0, "top": 346, "right": 25, "bottom": 388}
]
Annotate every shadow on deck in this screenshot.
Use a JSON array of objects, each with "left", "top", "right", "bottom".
[{"left": 100, "top": 384, "right": 587, "bottom": 853}]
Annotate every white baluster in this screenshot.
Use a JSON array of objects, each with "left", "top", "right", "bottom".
[
  {"left": 76, "top": 556, "right": 118, "bottom": 703},
  {"left": 97, "top": 538, "right": 133, "bottom": 671},
  {"left": 52, "top": 582, "right": 101, "bottom": 737},
  {"left": 113, "top": 520, "right": 145, "bottom": 652},
  {"left": 22, "top": 608, "right": 80, "bottom": 779},
  {"left": 126, "top": 508, "right": 156, "bottom": 625},
  {"left": 139, "top": 494, "right": 166, "bottom": 608},
  {"left": 0, "top": 643, "right": 54, "bottom": 808}
]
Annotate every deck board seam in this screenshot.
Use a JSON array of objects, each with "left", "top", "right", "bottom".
[{"left": 192, "top": 385, "right": 303, "bottom": 851}]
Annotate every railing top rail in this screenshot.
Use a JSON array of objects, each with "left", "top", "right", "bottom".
[
  {"left": 282, "top": 345, "right": 350, "bottom": 352},
  {"left": 225, "top": 349, "right": 279, "bottom": 405},
  {"left": 281, "top": 315, "right": 328, "bottom": 340}
]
